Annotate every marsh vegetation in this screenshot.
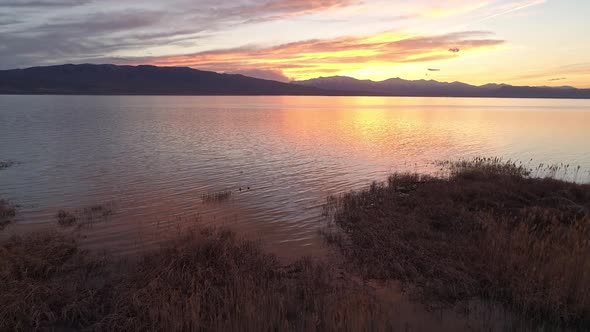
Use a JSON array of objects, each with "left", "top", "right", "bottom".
[
  {"left": 0, "top": 161, "right": 17, "bottom": 229},
  {"left": 323, "top": 157, "right": 590, "bottom": 327},
  {"left": 0, "top": 199, "right": 17, "bottom": 230},
  {"left": 0, "top": 229, "right": 393, "bottom": 331},
  {"left": 56, "top": 202, "right": 115, "bottom": 227},
  {"left": 201, "top": 190, "right": 233, "bottom": 203},
  {"left": 1, "top": 157, "right": 589, "bottom": 330},
  {"left": 0, "top": 160, "right": 15, "bottom": 170}
]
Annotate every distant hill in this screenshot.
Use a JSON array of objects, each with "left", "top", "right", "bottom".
[
  {"left": 1, "top": 64, "right": 588, "bottom": 98},
  {"left": 0, "top": 64, "right": 327, "bottom": 96},
  {"left": 293, "top": 76, "right": 590, "bottom": 99}
]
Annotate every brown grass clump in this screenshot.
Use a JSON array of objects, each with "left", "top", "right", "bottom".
[
  {"left": 56, "top": 209, "right": 78, "bottom": 226},
  {"left": 101, "top": 228, "right": 388, "bottom": 331},
  {"left": 0, "top": 229, "right": 390, "bottom": 331},
  {"left": 0, "top": 232, "right": 110, "bottom": 330},
  {"left": 325, "top": 157, "right": 590, "bottom": 326}
]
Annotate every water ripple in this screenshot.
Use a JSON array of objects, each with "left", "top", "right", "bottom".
[{"left": 1, "top": 95, "right": 589, "bottom": 257}]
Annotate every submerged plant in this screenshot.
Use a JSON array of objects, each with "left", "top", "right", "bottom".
[
  {"left": 56, "top": 202, "right": 116, "bottom": 227},
  {"left": 0, "top": 161, "right": 15, "bottom": 170},
  {"left": 201, "top": 190, "right": 233, "bottom": 203},
  {"left": 0, "top": 199, "right": 17, "bottom": 230}
]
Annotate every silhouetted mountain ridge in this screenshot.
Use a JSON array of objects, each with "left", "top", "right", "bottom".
[
  {"left": 0, "top": 64, "right": 326, "bottom": 95},
  {"left": 0, "top": 64, "right": 588, "bottom": 98},
  {"left": 293, "top": 76, "right": 590, "bottom": 99}
]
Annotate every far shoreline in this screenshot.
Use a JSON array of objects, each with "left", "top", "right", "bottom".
[{"left": 1, "top": 93, "right": 590, "bottom": 100}]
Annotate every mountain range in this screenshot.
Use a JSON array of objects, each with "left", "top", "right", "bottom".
[
  {"left": 0, "top": 64, "right": 323, "bottom": 96},
  {"left": 0, "top": 64, "right": 589, "bottom": 99},
  {"left": 293, "top": 76, "right": 590, "bottom": 99}
]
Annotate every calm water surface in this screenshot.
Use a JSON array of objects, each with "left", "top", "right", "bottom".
[{"left": 1, "top": 96, "right": 589, "bottom": 256}]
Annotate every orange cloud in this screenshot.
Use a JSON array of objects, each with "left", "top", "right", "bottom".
[{"left": 141, "top": 31, "right": 504, "bottom": 80}]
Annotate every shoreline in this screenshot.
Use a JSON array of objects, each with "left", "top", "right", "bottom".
[
  {"left": 2, "top": 93, "right": 590, "bottom": 100},
  {"left": 1, "top": 158, "right": 589, "bottom": 330}
]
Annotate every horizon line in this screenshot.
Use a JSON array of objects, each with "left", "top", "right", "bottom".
[{"left": 1, "top": 63, "right": 589, "bottom": 90}]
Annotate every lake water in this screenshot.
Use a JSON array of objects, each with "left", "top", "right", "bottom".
[{"left": 1, "top": 95, "right": 590, "bottom": 257}]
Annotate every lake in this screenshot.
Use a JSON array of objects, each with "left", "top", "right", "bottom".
[{"left": 1, "top": 95, "right": 589, "bottom": 257}]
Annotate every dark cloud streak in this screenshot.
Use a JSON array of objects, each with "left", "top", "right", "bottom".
[
  {"left": 0, "top": 0, "right": 360, "bottom": 69},
  {"left": 0, "top": 0, "right": 91, "bottom": 8}
]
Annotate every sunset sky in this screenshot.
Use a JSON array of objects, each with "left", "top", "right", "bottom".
[{"left": 1, "top": 0, "right": 589, "bottom": 87}]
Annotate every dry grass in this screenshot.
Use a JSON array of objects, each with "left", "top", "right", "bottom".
[
  {"left": 0, "top": 228, "right": 391, "bottom": 331},
  {"left": 0, "top": 232, "right": 110, "bottom": 330},
  {"left": 56, "top": 209, "right": 78, "bottom": 226},
  {"left": 324, "top": 157, "right": 590, "bottom": 327},
  {"left": 3, "top": 156, "right": 589, "bottom": 330}
]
